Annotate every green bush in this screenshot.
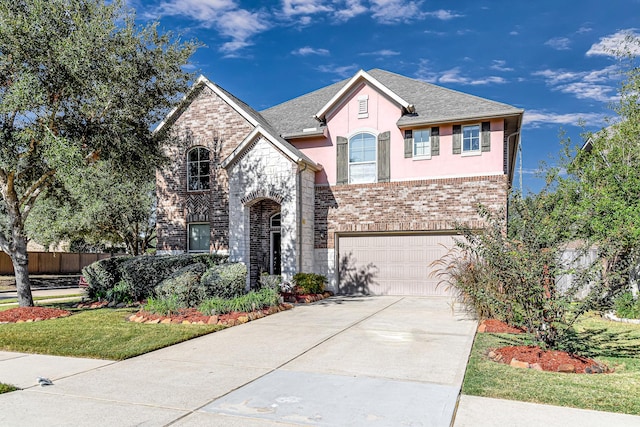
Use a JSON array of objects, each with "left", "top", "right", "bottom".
[
  {"left": 200, "top": 263, "right": 247, "bottom": 299},
  {"left": 82, "top": 256, "right": 132, "bottom": 300},
  {"left": 144, "top": 295, "right": 182, "bottom": 316},
  {"left": 292, "top": 273, "right": 326, "bottom": 294},
  {"left": 614, "top": 292, "right": 640, "bottom": 319},
  {"left": 155, "top": 263, "right": 208, "bottom": 308},
  {"left": 82, "top": 253, "right": 228, "bottom": 302},
  {"left": 199, "top": 287, "right": 279, "bottom": 315}
]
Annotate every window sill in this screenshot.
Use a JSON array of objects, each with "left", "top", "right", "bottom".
[
  {"left": 461, "top": 151, "right": 481, "bottom": 157},
  {"left": 358, "top": 113, "right": 369, "bottom": 119},
  {"left": 412, "top": 155, "right": 432, "bottom": 161}
]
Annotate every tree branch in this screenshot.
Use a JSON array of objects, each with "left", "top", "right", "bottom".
[{"left": 19, "top": 169, "right": 55, "bottom": 208}]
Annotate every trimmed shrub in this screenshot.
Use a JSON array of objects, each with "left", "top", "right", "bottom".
[
  {"left": 199, "top": 287, "right": 279, "bottom": 315},
  {"left": 155, "top": 263, "right": 208, "bottom": 308},
  {"left": 200, "top": 263, "right": 247, "bottom": 299},
  {"left": 82, "top": 256, "right": 132, "bottom": 300},
  {"left": 192, "top": 253, "right": 228, "bottom": 268},
  {"left": 614, "top": 292, "right": 640, "bottom": 319},
  {"left": 292, "top": 273, "right": 326, "bottom": 295}
]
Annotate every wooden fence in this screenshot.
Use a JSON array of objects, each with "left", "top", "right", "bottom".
[{"left": 0, "top": 252, "right": 113, "bottom": 275}]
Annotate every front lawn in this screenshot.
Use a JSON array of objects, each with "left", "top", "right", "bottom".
[
  {"left": 0, "top": 307, "right": 221, "bottom": 360},
  {"left": 463, "top": 313, "right": 640, "bottom": 415}
]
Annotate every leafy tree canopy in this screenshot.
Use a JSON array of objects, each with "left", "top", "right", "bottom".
[{"left": 0, "top": 0, "right": 199, "bottom": 306}]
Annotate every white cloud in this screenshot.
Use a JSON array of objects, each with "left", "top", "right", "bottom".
[
  {"left": 490, "top": 60, "right": 514, "bottom": 72},
  {"left": 292, "top": 46, "right": 330, "bottom": 56},
  {"left": 586, "top": 29, "right": 640, "bottom": 57},
  {"left": 523, "top": 110, "right": 604, "bottom": 127},
  {"left": 576, "top": 26, "right": 592, "bottom": 34},
  {"left": 317, "top": 64, "right": 359, "bottom": 78},
  {"left": 150, "top": 0, "right": 269, "bottom": 53},
  {"left": 425, "top": 9, "right": 463, "bottom": 20},
  {"left": 438, "top": 67, "right": 506, "bottom": 85},
  {"left": 510, "top": 30, "right": 519, "bottom": 36},
  {"left": 281, "top": 0, "right": 333, "bottom": 16},
  {"left": 545, "top": 37, "right": 571, "bottom": 50},
  {"left": 533, "top": 66, "right": 619, "bottom": 102},
  {"left": 359, "top": 49, "right": 400, "bottom": 56},
  {"left": 370, "top": 0, "right": 422, "bottom": 24},
  {"left": 334, "top": 0, "right": 368, "bottom": 21}
]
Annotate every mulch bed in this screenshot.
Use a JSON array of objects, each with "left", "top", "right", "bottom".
[
  {"left": 479, "top": 319, "right": 609, "bottom": 374},
  {"left": 0, "top": 306, "right": 71, "bottom": 323}
]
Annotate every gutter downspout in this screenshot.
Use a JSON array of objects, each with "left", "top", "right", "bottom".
[{"left": 296, "top": 162, "right": 308, "bottom": 273}]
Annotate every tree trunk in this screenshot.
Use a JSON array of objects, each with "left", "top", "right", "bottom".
[{"left": 12, "top": 238, "right": 34, "bottom": 307}]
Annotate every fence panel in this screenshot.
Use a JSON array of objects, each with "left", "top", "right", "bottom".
[{"left": 0, "top": 252, "right": 114, "bottom": 275}]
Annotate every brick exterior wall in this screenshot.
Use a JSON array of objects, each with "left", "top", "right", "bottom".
[
  {"left": 156, "top": 85, "right": 254, "bottom": 253},
  {"left": 249, "top": 199, "right": 280, "bottom": 285},
  {"left": 314, "top": 174, "right": 509, "bottom": 249}
]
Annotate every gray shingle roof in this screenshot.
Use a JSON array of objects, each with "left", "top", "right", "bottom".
[{"left": 260, "top": 68, "right": 523, "bottom": 137}]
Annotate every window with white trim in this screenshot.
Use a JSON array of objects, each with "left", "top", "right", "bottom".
[
  {"left": 462, "top": 124, "right": 480, "bottom": 154},
  {"left": 187, "top": 147, "right": 210, "bottom": 191},
  {"left": 349, "top": 132, "right": 376, "bottom": 184},
  {"left": 188, "top": 223, "right": 210, "bottom": 252},
  {"left": 413, "top": 129, "right": 431, "bottom": 158}
]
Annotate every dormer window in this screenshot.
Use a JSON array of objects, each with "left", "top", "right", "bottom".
[{"left": 357, "top": 95, "right": 369, "bottom": 119}]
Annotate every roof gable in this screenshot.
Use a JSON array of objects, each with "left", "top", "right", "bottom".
[
  {"left": 314, "top": 69, "right": 413, "bottom": 122},
  {"left": 221, "top": 126, "right": 320, "bottom": 171}
]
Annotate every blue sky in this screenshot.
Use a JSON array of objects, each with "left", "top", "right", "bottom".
[{"left": 132, "top": 0, "right": 639, "bottom": 193}]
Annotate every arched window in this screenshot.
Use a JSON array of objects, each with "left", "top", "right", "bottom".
[
  {"left": 349, "top": 132, "right": 376, "bottom": 184},
  {"left": 187, "top": 147, "right": 210, "bottom": 191},
  {"left": 270, "top": 213, "right": 281, "bottom": 228}
]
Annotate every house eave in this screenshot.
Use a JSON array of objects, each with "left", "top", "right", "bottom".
[{"left": 397, "top": 110, "right": 524, "bottom": 129}]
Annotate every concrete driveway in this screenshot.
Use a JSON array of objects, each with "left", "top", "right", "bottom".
[{"left": 0, "top": 296, "right": 477, "bottom": 426}]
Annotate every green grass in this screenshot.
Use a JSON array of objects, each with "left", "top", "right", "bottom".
[
  {"left": 0, "top": 307, "right": 222, "bottom": 360},
  {"left": 463, "top": 313, "right": 640, "bottom": 415},
  {"left": 0, "top": 383, "right": 18, "bottom": 394}
]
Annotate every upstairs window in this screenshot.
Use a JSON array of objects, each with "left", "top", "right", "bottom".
[
  {"left": 187, "top": 147, "right": 210, "bottom": 191},
  {"left": 413, "top": 129, "right": 431, "bottom": 158},
  {"left": 462, "top": 125, "right": 480, "bottom": 154},
  {"left": 349, "top": 132, "right": 376, "bottom": 184}
]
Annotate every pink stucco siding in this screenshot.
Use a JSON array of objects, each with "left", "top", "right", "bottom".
[{"left": 291, "top": 82, "right": 507, "bottom": 185}]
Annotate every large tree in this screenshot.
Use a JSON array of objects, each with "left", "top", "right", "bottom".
[
  {"left": 26, "top": 159, "right": 158, "bottom": 256},
  {"left": 552, "top": 33, "right": 640, "bottom": 303},
  {"left": 0, "top": 0, "right": 198, "bottom": 306}
]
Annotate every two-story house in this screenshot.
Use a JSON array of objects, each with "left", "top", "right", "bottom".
[{"left": 155, "top": 69, "right": 523, "bottom": 296}]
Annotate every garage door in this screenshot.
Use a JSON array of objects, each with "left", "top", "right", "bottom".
[{"left": 338, "top": 234, "right": 457, "bottom": 296}]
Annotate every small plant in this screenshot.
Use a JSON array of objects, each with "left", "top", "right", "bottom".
[
  {"left": 144, "top": 295, "right": 182, "bottom": 316},
  {"left": 292, "top": 273, "right": 326, "bottom": 295},
  {"left": 259, "top": 273, "right": 282, "bottom": 290},
  {"left": 614, "top": 292, "right": 640, "bottom": 319},
  {"left": 105, "top": 280, "right": 134, "bottom": 304},
  {"left": 199, "top": 288, "right": 279, "bottom": 316}
]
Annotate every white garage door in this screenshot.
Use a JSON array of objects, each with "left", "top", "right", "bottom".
[{"left": 338, "top": 234, "right": 457, "bottom": 296}]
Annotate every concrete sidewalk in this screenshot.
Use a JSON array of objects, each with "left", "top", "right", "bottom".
[{"left": 0, "top": 296, "right": 476, "bottom": 426}]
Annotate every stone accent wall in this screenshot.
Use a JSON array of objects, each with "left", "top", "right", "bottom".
[
  {"left": 314, "top": 174, "right": 508, "bottom": 249},
  {"left": 156, "top": 85, "right": 254, "bottom": 253},
  {"left": 228, "top": 136, "right": 301, "bottom": 284}
]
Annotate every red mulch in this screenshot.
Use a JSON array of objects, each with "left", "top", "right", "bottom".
[
  {"left": 478, "top": 319, "right": 525, "bottom": 333},
  {"left": 493, "top": 345, "right": 606, "bottom": 374},
  {"left": 0, "top": 307, "right": 71, "bottom": 323}
]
